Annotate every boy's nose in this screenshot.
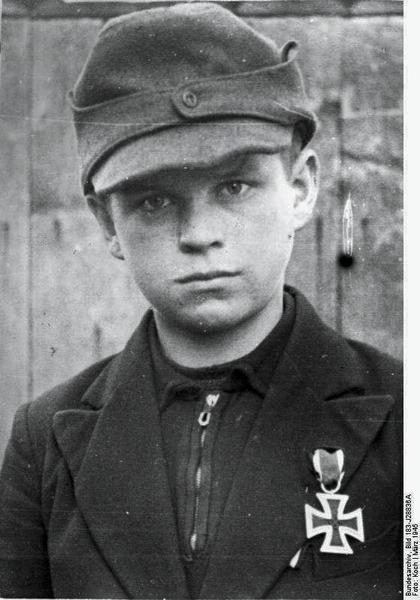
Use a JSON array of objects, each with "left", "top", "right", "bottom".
[{"left": 178, "top": 200, "right": 224, "bottom": 253}]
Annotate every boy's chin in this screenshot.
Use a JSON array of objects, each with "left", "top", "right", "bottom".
[{"left": 161, "top": 301, "right": 250, "bottom": 336}]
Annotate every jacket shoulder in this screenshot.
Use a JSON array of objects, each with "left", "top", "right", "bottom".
[{"left": 25, "top": 354, "right": 116, "bottom": 430}]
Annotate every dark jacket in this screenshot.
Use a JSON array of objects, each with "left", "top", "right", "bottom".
[{"left": 0, "top": 289, "right": 402, "bottom": 599}]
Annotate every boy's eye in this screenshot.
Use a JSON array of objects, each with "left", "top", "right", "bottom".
[
  {"left": 141, "top": 195, "right": 172, "bottom": 213},
  {"left": 219, "top": 181, "right": 250, "bottom": 197}
]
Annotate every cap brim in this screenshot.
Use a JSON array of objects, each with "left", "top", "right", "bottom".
[{"left": 91, "top": 119, "right": 293, "bottom": 194}]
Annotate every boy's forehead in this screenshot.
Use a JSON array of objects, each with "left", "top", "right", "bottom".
[{"left": 91, "top": 120, "right": 293, "bottom": 195}]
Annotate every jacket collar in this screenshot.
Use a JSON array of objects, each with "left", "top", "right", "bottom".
[{"left": 53, "top": 288, "right": 394, "bottom": 599}]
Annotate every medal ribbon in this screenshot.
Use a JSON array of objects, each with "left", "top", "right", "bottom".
[{"left": 313, "top": 448, "right": 344, "bottom": 494}]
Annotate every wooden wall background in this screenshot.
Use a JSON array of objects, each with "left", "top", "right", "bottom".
[{"left": 0, "top": 0, "right": 403, "bottom": 461}]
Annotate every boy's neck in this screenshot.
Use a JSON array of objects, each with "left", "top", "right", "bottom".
[{"left": 153, "top": 291, "right": 284, "bottom": 369}]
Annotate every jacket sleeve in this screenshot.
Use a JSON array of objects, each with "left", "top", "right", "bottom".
[{"left": 0, "top": 403, "right": 53, "bottom": 598}]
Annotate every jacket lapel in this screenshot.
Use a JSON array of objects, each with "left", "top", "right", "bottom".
[
  {"left": 199, "top": 290, "right": 394, "bottom": 599},
  {"left": 53, "top": 313, "right": 189, "bottom": 599}
]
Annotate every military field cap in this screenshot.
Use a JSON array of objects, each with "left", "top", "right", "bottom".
[{"left": 69, "top": 2, "right": 317, "bottom": 194}]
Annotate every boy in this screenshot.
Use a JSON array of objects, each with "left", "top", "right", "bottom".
[{"left": 0, "top": 4, "right": 402, "bottom": 598}]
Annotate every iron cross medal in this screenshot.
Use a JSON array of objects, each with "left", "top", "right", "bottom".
[{"left": 304, "top": 449, "right": 364, "bottom": 554}]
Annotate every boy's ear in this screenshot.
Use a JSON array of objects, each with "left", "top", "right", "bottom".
[
  {"left": 86, "top": 194, "right": 124, "bottom": 260},
  {"left": 290, "top": 148, "right": 319, "bottom": 231}
]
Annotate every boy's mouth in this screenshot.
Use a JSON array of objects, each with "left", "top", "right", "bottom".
[{"left": 176, "top": 270, "right": 240, "bottom": 284}]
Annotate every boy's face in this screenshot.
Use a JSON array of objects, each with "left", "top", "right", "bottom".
[{"left": 90, "top": 149, "right": 317, "bottom": 334}]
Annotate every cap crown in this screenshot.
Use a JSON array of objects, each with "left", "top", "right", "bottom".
[{"left": 73, "top": 3, "right": 281, "bottom": 106}]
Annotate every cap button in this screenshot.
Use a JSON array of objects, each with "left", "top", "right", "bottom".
[{"left": 182, "top": 89, "right": 198, "bottom": 108}]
